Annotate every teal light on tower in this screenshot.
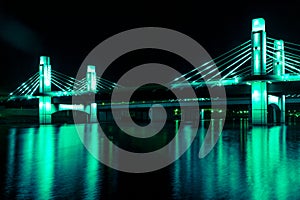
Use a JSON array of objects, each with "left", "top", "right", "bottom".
[
  {"left": 273, "top": 40, "right": 286, "bottom": 123},
  {"left": 251, "top": 82, "right": 267, "bottom": 125},
  {"left": 39, "top": 56, "right": 52, "bottom": 124},
  {"left": 86, "top": 65, "right": 97, "bottom": 122},
  {"left": 252, "top": 18, "right": 266, "bottom": 75},
  {"left": 86, "top": 65, "right": 97, "bottom": 93},
  {"left": 251, "top": 18, "right": 267, "bottom": 125},
  {"left": 273, "top": 40, "right": 285, "bottom": 76}
]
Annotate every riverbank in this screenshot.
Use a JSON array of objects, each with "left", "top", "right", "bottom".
[{"left": 0, "top": 108, "right": 38, "bottom": 124}]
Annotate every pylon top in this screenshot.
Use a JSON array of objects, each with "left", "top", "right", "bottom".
[
  {"left": 274, "top": 40, "right": 284, "bottom": 50},
  {"left": 87, "top": 65, "right": 96, "bottom": 72},
  {"left": 252, "top": 18, "right": 265, "bottom": 32},
  {"left": 40, "top": 56, "right": 50, "bottom": 65}
]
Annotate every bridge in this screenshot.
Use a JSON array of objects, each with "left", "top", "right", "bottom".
[
  {"left": 5, "top": 17, "right": 300, "bottom": 125},
  {"left": 6, "top": 56, "right": 121, "bottom": 123}
]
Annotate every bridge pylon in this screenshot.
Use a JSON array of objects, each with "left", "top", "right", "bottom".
[
  {"left": 39, "top": 56, "right": 52, "bottom": 124},
  {"left": 86, "top": 65, "right": 97, "bottom": 123},
  {"left": 271, "top": 39, "right": 285, "bottom": 123},
  {"left": 251, "top": 18, "right": 268, "bottom": 125}
]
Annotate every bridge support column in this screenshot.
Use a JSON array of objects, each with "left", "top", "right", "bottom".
[
  {"left": 251, "top": 18, "right": 267, "bottom": 125},
  {"left": 39, "top": 56, "right": 52, "bottom": 124},
  {"left": 90, "top": 103, "right": 97, "bottom": 123},
  {"left": 280, "top": 95, "right": 285, "bottom": 123},
  {"left": 86, "top": 65, "right": 97, "bottom": 123},
  {"left": 273, "top": 40, "right": 285, "bottom": 76},
  {"left": 201, "top": 109, "right": 205, "bottom": 120},
  {"left": 252, "top": 82, "right": 267, "bottom": 125},
  {"left": 274, "top": 40, "right": 286, "bottom": 123}
]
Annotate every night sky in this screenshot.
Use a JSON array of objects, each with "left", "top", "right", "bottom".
[{"left": 1, "top": 2, "right": 300, "bottom": 95}]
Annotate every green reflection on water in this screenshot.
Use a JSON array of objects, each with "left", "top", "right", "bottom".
[
  {"left": 3, "top": 120, "right": 300, "bottom": 199},
  {"left": 35, "top": 126, "right": 54, "bottom": 199},
  {"left": 246, "top": 125, "right": 293, "bottom": 200}
]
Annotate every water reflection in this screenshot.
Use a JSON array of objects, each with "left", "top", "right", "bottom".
[
  {"left": 0, "top": 121, "right": 300, "bottom": 199},
  {"left": 170, "top": 119, "right": 300, "bottom": 199},
  {"left": 246, "top": 125, "right": 292, "bottom": 200},
  {"left": 2, "top": 125, "right": 103, "bottom": 199}
]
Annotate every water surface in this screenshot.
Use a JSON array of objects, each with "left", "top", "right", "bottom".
[{"left": 0, "top": 119, "right": 299, "bottom": 199}]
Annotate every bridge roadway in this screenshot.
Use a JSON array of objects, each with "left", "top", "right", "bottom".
[
  {"left": 96, "top": 97, "right": 300, "bottom": 110},
  {"left": 51, "top": 80, "right": 300, "bottom": 109}
]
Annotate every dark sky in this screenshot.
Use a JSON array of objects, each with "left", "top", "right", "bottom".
[{"left": 1, "top": 2, "right": 300, "bottom": 95}]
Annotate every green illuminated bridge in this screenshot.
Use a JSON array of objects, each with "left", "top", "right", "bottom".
[{"left": 6, "top": 18, "right": 300, "bottom": 125}]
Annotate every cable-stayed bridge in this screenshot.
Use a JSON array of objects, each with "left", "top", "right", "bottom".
[
  {"left": 5, "top": 18, "right": 300, "bottom": 125},
  {"left": 7, "top": 60, "right": 121, "bottom": 99}
]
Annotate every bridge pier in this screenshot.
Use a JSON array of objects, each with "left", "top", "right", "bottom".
[
  {"left": 251, "top": 18, "right": 267, "bottom": 125},
  {"left": 39, "top": 56, "right": 52, "bottom": 124},
  {"left": 39, "top": 58, "right": 98, "bottom": 124},
  {"left": 249, "top": 24, "right": 286, "bottom": 125},
  {"left": 252, "top": 82, "right": 267, "bottom": 125},
  {"left": 273, "top": 39, "right": 286, "bottom": 123}
]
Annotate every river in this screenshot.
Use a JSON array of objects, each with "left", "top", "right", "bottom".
[{"left": 0, "top": 119, "right": 299, "bottom": 199}]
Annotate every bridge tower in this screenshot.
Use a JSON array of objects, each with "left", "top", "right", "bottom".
[
  {"left": 271, "top": 40, "right": 285, "bottom": 123},
  {"left": 86, "top": 65, "right": 97, "bottom": 123},
  {"left": 39, "top": 56, "right": 52, "bottom": 124},
  {"left": 251, "top": 18, "right": 267, "bottom": 125},
  {"left": 273, "top": 40, "right": 285, "bottom": 76}
]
